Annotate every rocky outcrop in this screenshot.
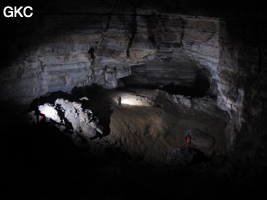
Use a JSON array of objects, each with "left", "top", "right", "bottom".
[
  {"left": 27, "top": 97, "right": 103, "bottom": 139},
  {"left": 166, "top": 147, "right": 210, "bottom": 166},
  {"left": 218, "top": 19, "right": 267, "bottom": 162},
  {"left": 0, "top": 0, "right": 266, "bottom": 165},
  {"left": 187, "top": 128, "right": 215, "bottom": 149}
]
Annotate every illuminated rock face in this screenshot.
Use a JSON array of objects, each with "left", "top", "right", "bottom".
[
  {"left": 0, "top": 14, "right": 219, "bottom": 105},
  {"left": 0, "top": 9, "right": 261, "bottom": 136},
  {"left": 0, "top": 0, "right": 266, "bottom": 160},
  {"left": 28, "top": 98, "right": 103, "bottom": 139}
]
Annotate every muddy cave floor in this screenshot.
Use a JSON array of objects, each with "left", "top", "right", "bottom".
[{"left": 1, "top": 87, "right": 267, "bottom": 200}]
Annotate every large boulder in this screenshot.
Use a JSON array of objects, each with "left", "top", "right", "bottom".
[
  {"left": 166, "top": 147, "right": 210, "bottom": 166},
  {"left": 187, "top": 128, "right": 215, "bottom": 149},
  {"left": 28, "top": 97, "right": 103, "bottom": 139}
]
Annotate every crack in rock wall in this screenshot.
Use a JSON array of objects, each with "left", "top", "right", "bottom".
[
  {"left": 218, "top": 19, "right": 267, "bottom": 158},
  {"left": 0, "top": 14, "right": 219, "bottom": 104},
  {"left": 1, "top": 1, "right": 266, "bottom": 161},
  {"left": 0, "top": 12, "right": 243, "bottom": 137}
]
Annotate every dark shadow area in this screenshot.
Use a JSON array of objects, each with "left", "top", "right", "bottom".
[
  {"left": 0, "top": 0, "right": 266, "bottom": 198},
  {"left": 162, "top": 70, "right": 210, "bottom": 98},
  {"left": 0, "top": 121, "right": 125, "bottom": 200},
  {"left": 162, "top": 82, "right": 207, "bottom": 97},
  {"left": 72, "top": 84, "right": 113, "bottom": 136},
  {"left": 159, "top": 69, "right": 211, "bottom": 97},
  {"left": 120, "top": 81, "right": 210, "bottom": 98},
  {"left": 1, "top": 120, "right": 266, "bottom": 200},
  {"left": 187, "top": 148, "right": 211, "bottom": 165},
  {"left": 0, "top": 91, "right": 267, "bottom": 200},
  {"left": 121, "top": 69, "right": 211, "bottom": 98},
  {"left": 29, "top": 91, "right": 79, "bottom": 112},
  {"left": 88, "top": 47, "right": 95, "bottom": 60},
  {"left": 71, "top": 84, "right": 104, "bottom": 97}
]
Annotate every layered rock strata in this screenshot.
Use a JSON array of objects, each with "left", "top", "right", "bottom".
[
  {"left": 0, "top": 1, "right": 266, "bottom": 162},
  {"left": 0, "top": 12, "right": 245, "bottom": 142},
  {"left": 0, "top": 14, "right": 219, "bottom": 104}
]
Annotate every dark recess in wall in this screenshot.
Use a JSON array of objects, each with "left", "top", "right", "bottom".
[{"left": 121, "top": 69, "right": 211, "bottom": 97}]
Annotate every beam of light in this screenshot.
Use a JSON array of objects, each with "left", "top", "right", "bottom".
[
  {"left": 38, "top": 104, "right": 61, "bottom": 123},
  {"left": 114, "top": 93, "right": 151, "bottom": 106},
  {"left": 122, "top": 98, "right": 146, "bottom": 106}
]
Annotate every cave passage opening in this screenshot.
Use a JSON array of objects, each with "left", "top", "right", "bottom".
[{"left": 121, "top": 65, "right": 212, "bottom": 98}]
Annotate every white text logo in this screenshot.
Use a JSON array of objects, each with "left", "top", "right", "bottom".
[{"left": 3, "top": 6, "right": 33, "bottom": 18}]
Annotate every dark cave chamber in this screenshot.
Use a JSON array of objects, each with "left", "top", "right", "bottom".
[
  {"left": 1, "top": 1, "right": 267, "bottom": 199},
  {"left": 0, "top": 90, "right": 219, "bottom": 200},
  {"left": 0, "top": 85, "right": 230, "bottom": 200},
  {"left": 1, "top": 84, "right": 265, "bottom": 200},
  {"left": 1, "top": 108, "right": 265, "bottom": 200},
  {"left": 121, "top": 65, "right": 212, "bottom": 98}
]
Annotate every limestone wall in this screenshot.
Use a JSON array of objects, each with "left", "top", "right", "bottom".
[
  {"left": 0, "top": 14, "right": 219, "bottom": 105},
  {"left": 0, "top": 1, "right": 266, "bottom": 143}
]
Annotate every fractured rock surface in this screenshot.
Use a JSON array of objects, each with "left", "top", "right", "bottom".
[
  {"left": 0, "top": 14, "right": 219, "bottom": 104},
  {"left": 24, "top": 88, "right": 227, "bottom": 163},
  {"left": 27, "top": 96, "right": 103, "bottom": 139},
  {"left": 1, "top": 1, "right": 265, "bottom": 141},
  {"left": 1, "top": 2, "right": 267, "bottom": 198}
]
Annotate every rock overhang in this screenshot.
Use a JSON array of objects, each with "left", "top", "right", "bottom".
[
  {"left": 0, "top": 12, "right": 220, "bottom": 101},
  {"left": 1, "top": 0, "right": 266, "bottom": 136}
]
